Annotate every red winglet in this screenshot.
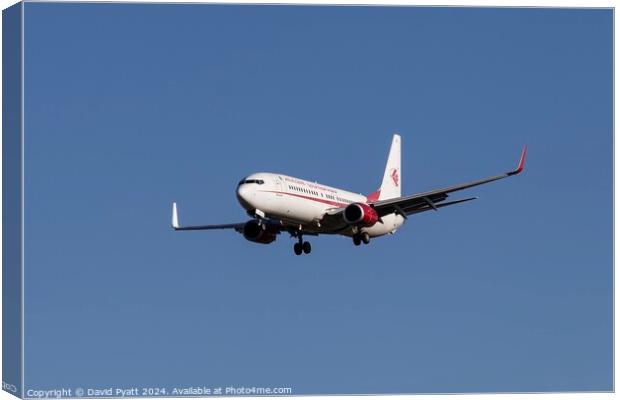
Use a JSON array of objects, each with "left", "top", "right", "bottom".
[{"left": 512, "top": 145, "right": 527, "bottom": 175}]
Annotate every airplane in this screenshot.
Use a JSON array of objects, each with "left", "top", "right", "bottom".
[{"left": 172, "top": 134, "right": 526, "bottom": 255}]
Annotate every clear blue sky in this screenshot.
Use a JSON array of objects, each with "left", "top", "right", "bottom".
[{"left": 23, "top": 4, "right": 611, "bottom": 394}]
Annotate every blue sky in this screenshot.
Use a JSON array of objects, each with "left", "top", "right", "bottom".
[{"left": 23, "top": 4, "right": 611, "bottom": 393}]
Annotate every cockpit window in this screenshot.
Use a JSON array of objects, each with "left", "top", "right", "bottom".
[{"left": 238, "top": 179, "right": 265, "bottom": 186}]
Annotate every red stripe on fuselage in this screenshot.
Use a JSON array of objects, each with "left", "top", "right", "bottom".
[{"left": 259, "top": 190, "right": 349, "bottom": 208}]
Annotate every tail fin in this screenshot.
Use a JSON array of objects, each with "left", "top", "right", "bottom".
[{"left": 377, "top": 134, "right": 401, "bottom": 200}]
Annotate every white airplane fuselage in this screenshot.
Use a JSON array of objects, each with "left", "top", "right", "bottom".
[{"left": 236, "top": 172, "right": 405, "bottom": 238}]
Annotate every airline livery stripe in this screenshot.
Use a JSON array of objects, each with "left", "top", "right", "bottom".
[{"left": 259, "top": 190, "right": 348, "bottom": 208}]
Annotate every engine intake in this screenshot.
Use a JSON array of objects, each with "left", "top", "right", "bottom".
[
  {"left": 343, "top": 203, "right": 379, "bottom": 227},
  {"left": 243, "top": 220, "right": 278, "bottom": 244}
]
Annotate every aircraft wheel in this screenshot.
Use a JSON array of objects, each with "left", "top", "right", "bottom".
[
  {"left": 361, "top": 232, "right": 370, "bottom": 244},
  {"left": 302, "top": 241, "right": 312, "bottom": 254},
  {"left": 294, "top": 242, "right": 303, "bottom": 255},
  {"left": 353, "top": 235, "right": 361, "bottom": 246}
]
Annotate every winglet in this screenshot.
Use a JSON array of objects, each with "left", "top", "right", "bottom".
[
  {"left": 509, "top": 145, "right": 527, "bottom": 175},
  {"left": 172, "top": 202, "right": 180, "bottom": 229}
]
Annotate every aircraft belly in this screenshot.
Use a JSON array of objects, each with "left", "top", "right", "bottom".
[{"left": 261, "top": 191, "right": 405, "bottom": 236}]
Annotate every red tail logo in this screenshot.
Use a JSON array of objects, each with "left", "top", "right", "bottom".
[{"left": 390, "top": 168, "right": 399, "bottom": 187}]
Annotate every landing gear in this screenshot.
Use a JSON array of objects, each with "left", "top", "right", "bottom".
[
  {"left": 361, "top": 232, "right": 370, "bottom": 244},
  {"left": 353, "top": 232, "right": 370, "bottom": 246},
  {"left": 293, "top": 234, "right": 312, "bottom": 255}
]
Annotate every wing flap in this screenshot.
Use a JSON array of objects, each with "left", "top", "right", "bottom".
[{"left": 404, "top": 197, "right": 477, "bottom": 215}]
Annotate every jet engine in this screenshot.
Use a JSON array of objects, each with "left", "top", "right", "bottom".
[
  {"left": 343, "top": 203, "right": 379, "bottom": 227},
  {"left": 242, "top": 220, "right": 278, "bottom": 244}
]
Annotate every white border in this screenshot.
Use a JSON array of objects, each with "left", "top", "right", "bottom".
[
  {"left": 0, "top": 2, "right": 615, "bottom": 400},
  {"left": 20, "top": 1, "right": 24, "bottom": 397}
]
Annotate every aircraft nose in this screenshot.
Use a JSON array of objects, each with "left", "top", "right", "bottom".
[{"left": 236, "top": 184, "right": 253, "bottom": 208}]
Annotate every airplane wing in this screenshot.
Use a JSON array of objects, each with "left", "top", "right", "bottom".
[
  {"left": 370, "top": 146, "right": 527, "bottom": 218},
  {"left": 171, "top": 202, "right": 245, "bottom": 232}
]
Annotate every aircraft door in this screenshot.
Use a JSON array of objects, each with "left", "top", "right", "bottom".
[{"left": 274, "top": 176, "right": 285, "bottom": 197}]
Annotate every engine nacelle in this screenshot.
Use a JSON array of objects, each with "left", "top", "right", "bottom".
[
  {"left": 243, "top": 220, "right": 278, "bottom": 244},
  {"left": 343, "top": 203, "right": 379, "bottom": 227}
]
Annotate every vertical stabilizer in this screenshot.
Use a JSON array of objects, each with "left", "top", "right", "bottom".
[{"left": 378, "top": 134, "right": 401, "bottom": 200}]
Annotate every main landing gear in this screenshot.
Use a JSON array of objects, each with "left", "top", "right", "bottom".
[
  {"left": 293, "top": 235, "right": 312, "bottom": 255},
  {"left": 352, "top": 232, "right": 370, "bottom": 246}
]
